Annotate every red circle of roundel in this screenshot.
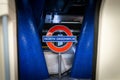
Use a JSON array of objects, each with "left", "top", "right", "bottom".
[{"left": 46, "top": 25, "right": 73, "bottom": 53}]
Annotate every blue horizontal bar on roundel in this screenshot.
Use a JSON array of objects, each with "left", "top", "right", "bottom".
[{"left": 42, "top": 36, "right": 77, "bottom": 42}]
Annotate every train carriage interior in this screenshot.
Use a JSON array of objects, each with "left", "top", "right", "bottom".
[{"left": 0, "top": 0, "right": 120, "bottom": 80}]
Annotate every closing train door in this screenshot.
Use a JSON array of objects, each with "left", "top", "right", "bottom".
[{"left": 16, "top": 0, "right": 101, "bottom": 80}]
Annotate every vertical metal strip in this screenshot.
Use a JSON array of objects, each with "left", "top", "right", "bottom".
[
  {"left": 2, "top": 16, "right": 10, "bottom": 80},
  {"left": 92, "top": 0, "right": 102, "bottom": 80},
  {"left": 58, "top": 53, "right": 62, "bottom": 79}
]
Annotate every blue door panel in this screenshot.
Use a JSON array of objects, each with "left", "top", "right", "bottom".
[
  {"left": 17, "top": 0, "right": 49, "bottom": 80},
  {"left": 71, "top": 0, "right": 96, "bottom": 79}
]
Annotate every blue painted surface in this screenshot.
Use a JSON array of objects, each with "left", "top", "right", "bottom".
[
  {"left": 71, "top": 0, "right": 96, "bottom": 79},
  {"left": 17, "top": 0, "right": 49, "bottom": 80},
  {"left": 30, "top": 0, "right": 45, "bottom": 28}
]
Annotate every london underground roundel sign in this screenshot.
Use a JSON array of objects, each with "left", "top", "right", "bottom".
[{"left": 42, "top": 25, "right": 76, "bottom": 53}]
